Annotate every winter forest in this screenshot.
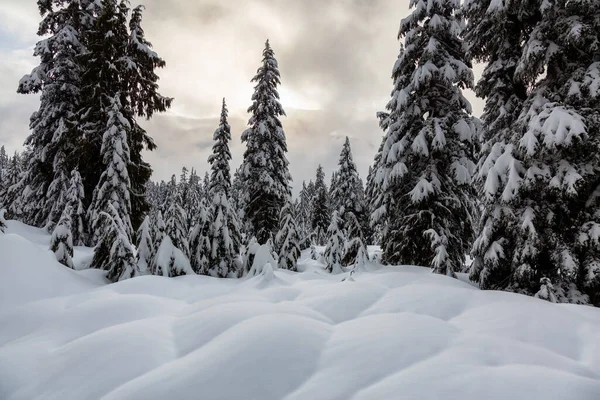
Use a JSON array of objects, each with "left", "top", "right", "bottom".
[
  {"left": 1, "top": 0, "right": 600, "bottom": 398},
  {"left": 2, "top": 0, "right": 598, "bottom": 304}
]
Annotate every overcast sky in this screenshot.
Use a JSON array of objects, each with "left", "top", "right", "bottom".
[{"left": 0, "top": 0, "right": 483, "bottom": 193}]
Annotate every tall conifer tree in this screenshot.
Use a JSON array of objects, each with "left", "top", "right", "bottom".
[
  {"left": 241, "top": 40, "right": 292, "bottom": 244},
  {"left": 373, "top": 0, "right": 477, "bottom": 276}
]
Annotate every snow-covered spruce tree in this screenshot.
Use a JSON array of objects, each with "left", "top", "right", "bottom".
[
  {"left": 152, "top": 210, "right": 166, "bottom": 250},
  {"left": 297, "top": 181, "right": 312, "bottom": 246},
  {"left": 373, "top": 0, "right": 477, "bottom": 277},
  {"left": 480, "top": 0, "right": 600, "bottom": 304},
  {"left": 1, "top": 152, "right": 24, "bottom": 217},
  {"left": 90, "top": 204, "right": 138, "bottom": 282},
  {"left": 205, "top": 99, "right": 242, "bottom": 277},
  {"left": 202, "top": 172, "right": 211, "bottom": 202},
  {"left": 534, "top": 277, "right": 558, "bottom": 303},
  {"left": 78, "top": 1, "right": 171, "bottom": 232},
  {"left": 331, "top": 136, "right": 369, "bottom": 238},
  {"left": 136, "top": 215, "right": 154, "bottom": 275},
  {"left": 50, "top": 205, "right": 75, "bottom": 269},
  {"left": 241, "top": 40, "right": 292, "bottom": 244},
  {"left": 463, "top": 0, "right": 539, "bottom": 291},
  {"left": 15, "top": 0, "right": 99, "bottom": 228},
  {"left": 343, "top": 211, "right": 368, "bottom": 267},
  {"left": 275, "top": 201, "right": 301, "bottom": 271},
  {"left": 87, "top": 96, "right": 134, "bottom": 245},
  {"left": 164, "top": 189, "right": 190, "bottom": 258},
  {"left": 329, "top": 171, "right": 340, "bottom": 212},
  {"left": 189, "top": 200, "right": 212, "bottom": 275},
  {"left": 186, "top": 168, "right": 202, "bottom": 228},
  {"left": 311, "top": 165, "right": 330, "bottom": 245},
  {"left": 63, "top": 170, "right": 86, "bottom": 246},
  {"left": 152, "top": 235, "right": 194, "bottom": 277},
  {"left": 324, "top": 211, "right": 345, "bottom": 274},
  {"left": 0, "top": 209, "right": 7, "bottom": 234}
]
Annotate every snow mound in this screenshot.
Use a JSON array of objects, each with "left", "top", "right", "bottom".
[
  {"left": 1, "top": 225, "right": 600, "bottom": 400},
  {"left": 0, "top": 233, "right": 101, "bottom": 309}
]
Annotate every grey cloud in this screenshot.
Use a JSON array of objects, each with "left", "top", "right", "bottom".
[{"left": 1, "top": 0, "right": 484, "bottom": 195}]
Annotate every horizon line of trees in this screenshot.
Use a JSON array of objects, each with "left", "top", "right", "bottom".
[{"left": 1, "top": 0, "right": 599, "bottom": 307}]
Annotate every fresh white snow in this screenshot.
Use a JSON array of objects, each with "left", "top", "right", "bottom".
[{"left": 1, "top": 220, "right": 600, "bottom": 400}]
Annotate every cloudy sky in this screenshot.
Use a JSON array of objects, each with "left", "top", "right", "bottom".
[{"left": 0, "top": 0, "right": 483, "bottom": 193}]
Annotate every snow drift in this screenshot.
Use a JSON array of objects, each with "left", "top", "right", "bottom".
[{"left": 1, "top": 222, "right": 600, "bottom": 400}]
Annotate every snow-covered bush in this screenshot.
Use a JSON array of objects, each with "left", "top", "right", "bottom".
[
  {"left": 152, "top": 235, "right": 195, "bottom": 277},
  {"left": 324, "top": 211, "right": 345, "bottom": 274},
  {"left": 50, "top": 205, "right": 74, "bottom": 269}
]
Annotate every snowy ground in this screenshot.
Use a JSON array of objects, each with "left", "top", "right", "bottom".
[{"left": 1, "top": 221, "right": 600, "bottom": 400}]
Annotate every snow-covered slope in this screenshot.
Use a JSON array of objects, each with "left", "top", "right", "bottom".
[{"left": 1, "top": 222, "right": 600, "bottom": 400}]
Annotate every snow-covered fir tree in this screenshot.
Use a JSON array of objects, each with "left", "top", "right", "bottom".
[
  {"left": 343, "top": 211, "right": 368, "bottom": 267},
  {"left": 464, "top": 0, "right": 538, "bottom": 292},
  {"left": 275, "top": 201, "right": 301, "bottom": 271},
  {"left": 202, "top": 172, "right": 210, "bottom": 202},
  {"left": 206, "top": 98, "right": 242, "bottom": 277},
  {"left": 471, "top": 0, "right": 600, "bottom": 304},
  {"left": 15, "top": 0, "right": 98, "bottom": 228},
  {"left": 0, "top": 209, "right": 7, "bottom": 234},
  {"left": 63, "top": 170, "right": 86, "bottom": 246},
  {"left": 534, "top": 277, "right": 558, "bottom": 303},
  {"left": 189, "top": 201, "right": 212, "bottom": 275},
  {"left": 311, "top": 165, "right": 330, "bottom": 245},
  {"left": 324, "top": 211, "right": 345, "bottom": 274},
  {"left": 49, "top": 205, "right": 75, "bottom": 269},
  {"left": 372, "top": 0, "right": 477, "bottom": 277},
  {"left": 90, "top": 204, "right": 138, "bottom": 282},
  {"left": 151, "top": 235, "right": 194, "bottom": 277},
  {"left": 136, "top": 215, "right": 154, "bottom": 275},
  {"left": 186, "top": 168, "right": 203, "bottom": 228},
  {"left": 297, "top": 181, "right": 312, "bottom": 245},
  {"left": 331, "top": 136, "right": 369, "bottom": 239},
  {"left": 241, "top": 40, "right": 292, "bottom": 244},
  {"left": 87, "top": 96, "right": 134, "bottom": 244},
  {"left": 0, "top": 152, "right": 24, "bottom": 217},
  {"left": 78, "top": 0, "right": 171, "bottom": 233},
  {"left": 164, "top": 189, "right": 190, "bottom": 257},
  {"left": 152, "top": 210, "right": 166, "bottom": 250}
]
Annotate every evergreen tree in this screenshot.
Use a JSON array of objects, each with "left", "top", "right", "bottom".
[
  {"left": 241, "top": 40, "right": 292, "bottom": 244},
  {"left": 152, "top": 235, "right": 194, "bottom": 277},
  {"left": 202, "top": 172, "right": 210, "bottom": 202},
  {"left": 0, "top": 209, "right": 7, "bottom": 234},
  {"left": 311, "top": 165, "right": 329, "bottom": 245},
  {"left": 16, "top": 0, "right": 98, "bottom": 228},
  {"left": 324, "top": 211, "right": 345, "bottom": 274},
  {"left": 275, "top": 201, "right": 301, "bottom": 271},
  {"left": 0, "top": 145, "right": 8, "bottom": 171},
  {"left": 476, "top": 0, "right": 600, "bottom": 304},
  {"left": 164, "top": 189, "right": 189, "bottom": 257},
  {"left": 343, "top": 211, "right": 368, "bottom": 267},
  {"left": 534, "top": 277, "right": 558, "bottom": 303},
  {"left": 297, "top": 181, "right": 312, "bottom": 244},
  {"left": 90, "top": 204, "right": 138, "bottom": 282},
  {"left": 1, "top": 153, "right": 23, "bottom": 216},
  {"left": 87, "top": 96, "right": 134, "bottom": 244},
  {"left": 136, "top": 215, "right": 154, "bottom": 275},
  {"left": 331, "top": 137, "right": 368, "bottom": 239},
  {"left": 78, "top": 0, "right": 171, "bottom": 234},
  {"left": 64, "top": 170, "right": 86, "bottom": 246},
  {"left": 373, "top": 0, "right": 477, "bottom": 276},
  {"left": 464, "top": 0, "right": 539, "bottom": 292},
  {"left": 206, "top": 99, "right": 242, "bottom": 277},
  {"left": 50, "top": 205, "right": 75, "bottom": 269},
  {"left": 189, "top": 201, "right": 212, "bottom": 275},
  {"left": 152, "top": 210, "right": 166, "bottom": 251},
  {"left": 186, "top": 168, "right": 202, "bottom": 228}
]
